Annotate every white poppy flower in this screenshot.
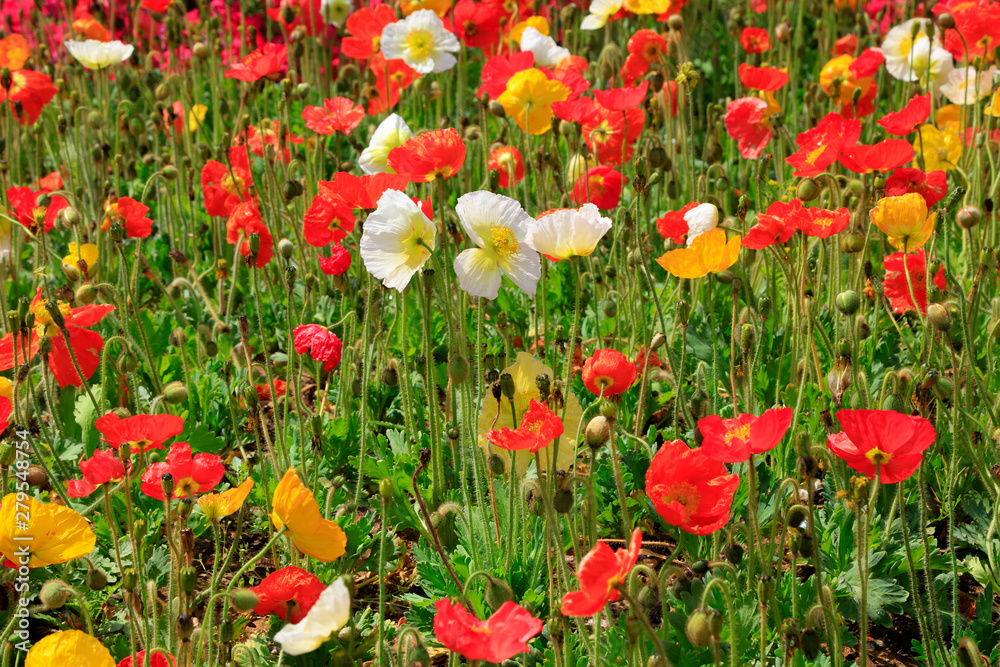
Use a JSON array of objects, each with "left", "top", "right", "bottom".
[
  {"left": 321, "top": 0, "right": 354, "bottom": 26},
  {"left": 453, "top": 191, "right": 540, "bottom": 299},
  {"left": 360, "top": 114, "right": 414, "bottom": 174},
  {"left": 684, "top": 203, "right": 719, "bottom": 246},
  {"left": 64, "top": 40, "right": 134, "bottom": 70},
  {"left": 882, "top": 19, "right": 953, "bottom": 87},
  {"left": 360, "top": 189, "right": 436, "bottom": 291},
  {"left": 380, "top": 9, "right": 459, "bottom": 74},
  {"left": 524, "top": 204, "right": 612, "bottom": 261},
  {"left": 274, "top": 579, "right": 352, "bottom": 656},
  {"left": 940, "top": 66, "right": 997, "bottom": 105},
  {"left": 519, "top": 27, "right": 570, "bottom": 68},
  {"left": 581, "top": 0, "right": 623, "bottom": 30}
]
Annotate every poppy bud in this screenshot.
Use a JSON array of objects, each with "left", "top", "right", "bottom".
[
  {"left": 685, "top": 610, "right": 712, "bottom": 647},
  {"left": 86, "top": 567, "right": 109, "bottom": 591},
  {"left": 484, "top": 577, "right": 514, "bottom": 611},
  {"left": 600, "top": 400, "right": 617, "bottom": 420},
  {"left": 601, "top": 297, "right": 618, "bottom": 318},
  {"left": 219, "top": 618, "right": 235, "bottom": 644},
  {"left": 957, "top": 637, "right": 981, "bottom": 667},
  {"left": 800, "top": 627, "right": 821, "bottom": 660},
  {"left": 488, "top": 101, "right": 506, "bottom": 118},
  {"left": 448, "top": 356, "right": 469, "bottom": 384},
  {"left": 379, "top": 477, "right": 394, "bottom": 500},
  {"left": 406, "top": 644, "right": 431, "bottom": 667},
  {"left": 122, "top": 568, "right": 138, "bottom": 591},
  {"left": 937, "top": 12, "right": 955, "bottom": 29},
  {"left": 176, "top": 614, "right": 194, "bottom": 640},
  {"left": 956, "top": 206, "right": 981, "bottom": 229},
  {"left": 553, "top": 487, "right": 574, "bottom": 513},
  {"left": 586, "top": 415, "right": 611, "bottom": 449},
  {"left": 499, "top": 372, "right": 515, "bottom": 400},
  {"left": 382, "top": 361, "right": 399, "bottom": 386},
  {"left": 277, "top": 238, "right": 294, "bottom": 260},
  {"left": 725, "top": 543, "right": 744, "bottom": 564},
  {"left": 180, "top": 566, "right": 197, "bottom": 592},
  {"left": 242, "top": 384, "right": 259, "bottom": 410},
  {"left": 927, "top": 303, "right": 952, "bottom": 331},
  {"left": 836, "top": 290, "right": 860, "bottom": 315},
  {"left": 933, "top": 377, "right": 954, "bottom": 400},
  {"left": 27, "top": 465, "right": 48, "bottom": 489},
  {"left": 668, "top": 13, "right": 684, "bottom": 29},
  {"left": 40, "top": 580, "right": 72, "bottom": 609},
  {"left": 230, "top": 588, "right": 259, "bottom": 612}
]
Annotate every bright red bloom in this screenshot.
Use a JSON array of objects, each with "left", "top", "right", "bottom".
[
  {"left": 487, "top": 399, "right": 564, "bottom": 453},
  {"left": 477, "top": 51, "right": 535, "bottom": 100},
  {"left": 343, "top": 5, "right": 397, "bottom": 60},
  {"left": 827, "top": 409, "right": 935, "bottom": 483},
  {"left": 453, "top": 0, "right": 502, "bottom": 51},
  {"left": 698, "top": 407, "right": 792, "bottom": 463},
  {"left": 66, "top": 449, "right": 127, "bottom": 498},
  {"left": 140, "top": 442, "right": 225, "bottom": 500},
  {"left": 877, "top": 94, "right": 930, "bottom": 136},
  {"left": 582, "top": 106, "right": 644, "bottom": 166},
  {"left": 785, "top": 113, "right": 861, "bottom": 177},
  {"left": 37, "top": 171, "right": 64, "bottom": 193},
  {"left": 622, "top": 29, "right": 666, "bottom": 86},
  {"left": 582, "top": 349, "right": 637, "bottom": 397},
  {"left": 743, "top": 199, "right": 802, "bottom": 249},
  {"left": 885, "top": 168, "right": 947, "bottom": 208},
  {"left": 0, "top": 398, "right": 11, "bottom": 433},
  {"left": 838, "top": 138, "right": 913, "bottom": 174},
  {"left": 387, "top": 128, "right": 466, "bottom": 182},
  {"left": 94, "top": 413, "right": 184, "bottom": 453},
  {"left": 793, "top": 206, "right": 850, "bottom": 238},
  {"left": 6, "top": 186, "right": 67, "bottom": 233},
  {"left": 117, "top": 651, "right": 177, "bottom": 667},
  {"left": 849, "top": 48, "right": 885, "bottom": 77},
  {"left": 250, "top": 566, "right": 327, "bottom": 623},
  {"left": 367, "top": 52, "right": 419, "bottom": 115},
  {"left": 226, "top": 200, "right": 274, "bottom": 267},
  {"left": 832, "top": 34, "right": 859, "bottom": 56},
  {"left": 102, "top": 197, "right": 154, "bottom": 239},
  {"left": 224, "top": 42, "right": 288, "bottom": 82},
  {"left": 593, "top": 81, "right": 648, "bottom": 112},
  {"left": 933, "top": 0, "right": 1000, "bottom": 61},
  {"left": 724, "top": 97, "right": 772, "bottom": 159},
  {"left": 0, "top": 289, "right": 114, "bottom": 388},
  {"left": 883, "top": 249, "right": 946, "bottom": 315},
  {"left": 319, "top": 244, "right": 352, "bottom": 276},
  {"left": 737, "top": 63, "right": 788, "bottom": 92},
  {"left": 645, "top": 439, "right": 740, "bottom": 535},
  {"left": 266, "top": 0, "right": 324, "bottom": 36},
  {"left": 571, "top": 165, "right": 624, "bottom": 210},
  {"left": 487, "top": 146, "right": 525, "bottom": 189},
  {"left": 201, "top": 146, "right": 252, "bottom": 217},
  {"left": 0, "top": 69, "right": 57, "bottom": 125},
  {"left": 293, "top": 324, "right": 343, "bottom": 371},
  {"left": 543, "top": 59, "right": 590, "bottom": 100},
  {"left": 303, "top": 192, "right": 356, "bottom": 247},
  {"left": 243, "top": 121, "right": 303, "bottom": 164},
  {"left": 433, "top": 599, "right": 543, "bottom": 662},
  {"left": 317, "top": 172, "right": 409, "bottom": 211},
  {"left": 256, "top": 379, "right": 287, "bottom": 401},
  {"left": 561, "top": 528, "right": 642, "bottom": 617},
  {"left": 740, "top": 27, "right": 771, "bottom": 53},
  {"left": 302, "top": 98, "right": 365, "bottom": 136},
  {"left": 655, "top": 202, "right": 700, "bottom": 244}
]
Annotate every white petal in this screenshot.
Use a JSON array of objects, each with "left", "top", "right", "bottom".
[
  {"left": 454, "top": 248, "right": 503, "bottom": 299},
  {"left": 274, "top": 580, "right": 352, "bottom": 656},
  {"left": 683, "top": 203, "right": 719, "bottom": 246},
  {"left": 500, "top": 247, "right": 541, "bottom": 297}
]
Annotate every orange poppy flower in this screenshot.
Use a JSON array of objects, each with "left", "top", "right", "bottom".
[
  {"left": 387, "top": 128, "right": 466, "bottom": 182},
  {"left": 655, "top": 228, "right": 741, "bottom": 279},
  {"left": 271, "top": 468, "right": 347, "bottom": 562}
]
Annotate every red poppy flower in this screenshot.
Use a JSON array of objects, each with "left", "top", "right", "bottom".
[
  {"left": 633, "top": 345, "right": 662, "bottom": 370},
  {"left": 883, "top": 249, "right": 946, "bottom": 314},
  {"left": 849, "top": 47, "right": 885, "bottom": 78},
  {"left": 655, "top": 202, "right": 700, "bottom": 244},
  {"left": 645, "top": 439, "right": 740, "bottom": 535},
  {"left": 453, "top": 0, "right": 502, "bottom": 51},
  {"left": 539, "top": 62, "right": 590, "bottom": 100},
  {"left": 37, "top": 171, "right": 64, "bottom": 192},
  {"left": 838, "top": 139, "right": 913, "bottom": 174},
  {"left": 622, "top": 29, "right": 666, "bottom": 86},
  {"left": 66, "top": 449, "right": 127, "bottom": 498},
  {"left": 561, "top": 528, "right": 642, "bottom": 617},
  {"left": 102, "top": 197, "right": 154, "bottom": 239},
  {"left": 0, "top": 289, "right": 114, "bottom": 388},
  {"left": 698, "top": 407, "right": 792, "bottom": 463},
  {"left": 832, "top": 34, "right": 859, "bottom": 56},
  {"left": 724, "top": 97, "right": 772, "bottom": 159},
  {"left": 877, "top": 94, "right": 930, "bottom": 136},
  {"left": 737, "top": 64, "right": 788, "bottom": 92},
  {"left": 342, "top": 4, "right": 397, "bottom": 60},
  {"left": 826, "top": 409, "right": 935, "bottom": 483},
  {"left": 317, "top": 172, "right": 409, "bottom": 211},
  {"left": 319, "top": 244, "right": 352, "bottom": 276},
  {"left": 0, "top": 397, "right": 11, "bottom": 433},
  {"left": 243, "top": 121, "right": 303, "bottom": 164},
  {"left": 743, "top": 199, "right": 802, "bottom": 249},
  {"left": 487, "top": 399, "right": 563, "bottom": 453},
  {"left": 793, "top": 206, "right": 850, "bottom": 238},
  {"left": 117, "top": 651, "right": 177, "bottom": 667},
  {"left": 224, "top": 42, "right": 288, "bottom": 82},
  {"left": 367, "top": 52, "right": 419, "bottom": 115},
  {"left": 740, "top": 27, "right": 771, "bottom": 53},
  {"left": 256, "top": 379, "right": 287, "bottom": 401},
  {"left": 5, "top": 186, "right": 67, "bottom": 233},
  {"left": 487, "top": 146, "right": 525, "bottom": 189},
  {"left": 571, "top": 165, "right": 624, "bottom": 210},
  {"left": 302, "top": 98, "right": 365, "bottom": 136},
  {"left": 582, "top": 106, "right": 644, "bottom": 166},
  {"left": 250, "top": 566, "right": 327, "bottom": 623},
  {"left": 266, "top": 0, "right": 323, "bottom": 36},
  {"left": 582, "top": 349, "right": 637, "bottom": 397},
  {"left": 433, "top": 599, "right": 543, "bottom": 663},
  {"left": 785, "top": 113, "right": 861, "bottom": 177},
  {"left": 885, "top": 168, "right": 947, "bottom": 208},
  {"left": 226, "top": 200, "right": 274, "bottom": 267},
  {"left": 0, "top": 69, "right": 57, "bottom": 125},
  {"left": 593, "top": 81, "right": 648, "bottom": 112},
  {"left": 293, "top": 324, "right": 343, "bottom": 371},
  {"left": 201, "top": 146, "right": 252, "bottom": 217},
  {"left": 140, "top": 442, "right": 225, "bottom": 500},
  {"left": 387, "top": 128, "right": 466, "bottom": 182},
  {"left": 303, "top": 192, "right": 356, "bottom": 247},
  {"left": 94, "top": 412, "right": 184, "bottom": 453},
  {"left": 936, "top": 3, "right": 1000, "bottom": 61},
  {"left": 552, "top": 97, "right": 596, "bottom": 124},
  {"left": 477, "top": 51, "right": 535, "bottom": 100}
]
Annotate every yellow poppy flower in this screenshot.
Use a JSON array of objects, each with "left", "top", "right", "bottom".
[
  {"left": 400, "top": 0, "right": 451, "bottom": 17},
  {"left": 0, "top": 494, "right": 96, "bottom": 568},
  {"left": 509, "top": 16, "right": 548, "bottom": 44},
  {"left": 819, "top": 55, "right": 872, "bottom": 106},
  {"left": 498, "top": 69, "right": 569, "bottom": 136},
  {"left": 986, "top": 90, "right": 1000, "bottom": 118},
  {"left": 622, "top": 0, "right": 670, "bottom": 14},
  {"left": 25, "top": 630, "right": 115, "bottom": 667},
  {"left": 934, "top": 104, "right": 965, "bottom": 133},
  {"left": 62, "top": 242, "right": 98, "bottom": 269},
  {"left": 0, "top": 377, "right": 11, "bottom": 400},
  {"left": 198, "top": 478, "right": 254, "bottom": 521},
  {"left": 189, "top": 104, "right": 208, "bottom": 132},
  {"left": 869, "top": 193, "right": 936, "bottom": 251},
  {"left": 271, "top": 468, "right": 347, "bottom": 562},
  {"left": 478, "top": 352, "right": 584, "bottom": 476},
  {"left": 913, "top": 124, "right": 961, "bottom": 171},
  {"left": 655, "top": 228, "right": 742, "bottom": 279}
]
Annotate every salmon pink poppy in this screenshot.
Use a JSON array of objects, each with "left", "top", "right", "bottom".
[
  {"left": 826, "top": 409, "right": 935, "bottom": 483},
  {"left": 487, "top": 146, "right": 525, "bottom": 188},
  {"left": 793, "top": 206, "right": 850, "bottom": 238},
  {"left": 487, "top": 399, "right": 563, "bottom": 453},
  {"left": 387, "top": 128, "right": 466, "bottom": 182},
  {"left": 433, "top": 599, "right": 543, "bottom": 662},
  {"left": 838, "top": 138, "right": 913, "bottom": 174},
  {"left": 201, "top": 146, "right": 252, "bottom": 217},
  {"left": 301, "top": 98, "right": 365, "bottom": 135},
  {"left": 319, "top": 245, "right": 352, "bottom": 276},
  {"left": 582, "top": 349, "right": 637, "bottom": 396},
  {"left": 724, "top": 97, "right": 772, "bottom": 159},
  {"left": 593, "top": 81, "right": 648, "bottom": 112},
  {"left": 698, "top": 407, "right": 793, "bottom": 463},
  {"left": 645, "top": 439, "right": 740, "bottom": 535},
  {"left": 243, "top": 121, "right": 303, "bottom": 164},
  {"left": 250, "top": 566, "right": 327, "bottom": 623},
  {"left": 785, "top": 113, "right": 861, "bottom": 177},
  {"left": 885, "top": 168, "right": 947, "bottom": 208},
  {"left": 833, "top": 34, "right": 859, "bottom": 55},
  {"left": 6, "top": 186, "right": 68, "bottom": 233},
  {"left": 561, "top": 528, "right": 642, "bottom": 616},
  {"left": 37, "top": 171, "right": 64, "bottom": 193},
  {"left": 140, "top": 442, "right": 225, "bottom": 500},
  {"left": 224, "top": 42, "right": 288, "bottom": 82},
  {"left": 622, "top": 29, "right": 665, "bottom": 85},
  {"left": 226, "top": 200, "right": 274, "bottom": 267},
  {"left": 0, "top": 288, "right": 114, "bottom": 388},
  {"left": 743, "top": 199, "right": 802, "bottom": 249},
  {"left": 94, "top": 412, "right": 184, "bottom": 452},
  {"left": 293, "top": 324, "right": 343, "bottom": 371},
  {"left": 0, "top": 69, "right": 57, "bottom": 125},
  {"left": 101, "top": 197, "right": 154, "bottom": 239},
  {"left": 571, "top": 165, "right": 624, "bottom": 209},
  {"left": 882, "top": 249, "right": 946, "bottom": 314},
  {"left": 740, "top": 26, "right": 771, "bottom": 53},
  {"left": 342, "top": 5, "right": 397, "bottom": 60},
  {"left": 877, "top": 94, "right": 931, "bottom": 135},
  {"left": 66, "top": 449, "right": 126, "bottom": 498}
]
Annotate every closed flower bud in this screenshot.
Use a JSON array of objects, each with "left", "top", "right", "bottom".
[
  {"left": 800, "top": 628, "right": 821, "bottom": 660},
  {"left": 638, "top": 583, "right": 659, "bottom": 608},
  {"left": 668, "top": 13, "right": 684, "bottom": 29},
  {"left": 379, "top": 477, "right": 394, "bottom": 500},
  {"left": 836, "top": 290, "right": 860, "bottom": 315},
  {"left": 448, "top": 356, "right": 469, "bottom": 384},
  {"left": 685, "top": 610, "right": 712, "bottom": 647},
  {"left": 725, "top": 543, "right": 744, "bottom": 564},
  {"left": 86, "top": 567, "right": 109, "bottom": 591},
  {"left": 180, "top": 566, "right": 198, "bottom": 592},
  {"left": 219, "top": 618, "right": 235, "bottom": 644},
  {"left": 488, "top": 100, "right": 506, "bottom": 118},
  {"left": 488, "top": 453, "right": 505, "bottom": 476},
  {"left": 163, "top": 381, "right": 188, "bottom": 404},
  {"left": 485, "top": 578, "right": 514, "bottom": 610},
  {"left": 230, "top": 588, "right": 260, "bottom": 612},
  {"left": 40, "top": 580, "right": 72, "bottom": 609},
  {"left": 27, "top": 465, "right": 48, "bottom": 489},
  {"left": 937, "top": 12, "right": 955, "bottom": 29},
  {"left": 553, "top": 488, "right": 574, "bottom": 513},
  {"left": 278, "top": 238, "right": 294, "bottom": 259},
  {"left": 406, "top": 644, "right": 431, "bottom": 667},
  {"left": 956, "top": 206, "right": 981, "bottom": 229},
  {"left": 600, "top": 400, "right": 617, "bottom": 420},
  {"left": 586, "top": 415, "right": 611, "bottom": 449},
  {"left": 927, "top": 303, "right": 952, "bottom": 330}
]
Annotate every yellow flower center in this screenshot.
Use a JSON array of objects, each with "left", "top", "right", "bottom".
[
  {"left": 660, "top": 482, "right": 701, "bottom": 516},
  {"left": 865, "top": 447, "right": 892, "bottom": 466},
  {"left": 31, "top": 300, "right": 72, "bottom": 337},
  {"left": 405, "top": 29, "right": 434, "bottom": 61},
  {"left": 813, "top": 216, "right": 834, "bottom": 228},
  {"left": 724, "top": 423, "right": 752, "bottom": 443},
  {"left": 222, "top": 173, "right": 246, "bottom": 198},
  {"left": 489, "top": 224, "right": 520, "bottom": 260}
]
